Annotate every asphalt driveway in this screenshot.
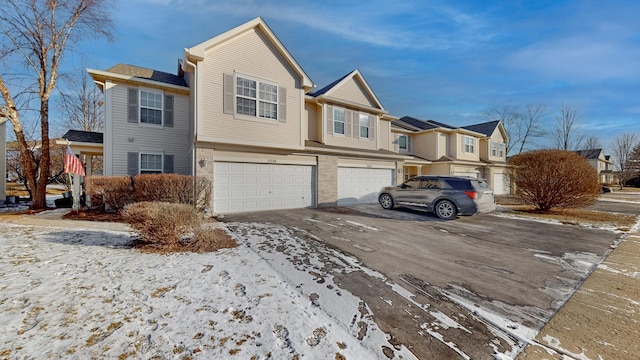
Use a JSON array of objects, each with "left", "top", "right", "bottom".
[{"left": 222, "top": 202, "right": 628, "bottom": 358}]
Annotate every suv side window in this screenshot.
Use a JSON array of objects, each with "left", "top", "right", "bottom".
[
  {"left": 445, "top": 179, "right": 472, "bottom": 190},
  {"left": 420, "top": 179, "right": 441, "bottom": 189},
  {"left": 403, "top": 178, "right": 421, "bottom": 189}
]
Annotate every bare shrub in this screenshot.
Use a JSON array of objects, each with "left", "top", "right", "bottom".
[
  {"left": 123, "top": 202, "right": 200, "bottom": 249},
  {"left": 123, "top": 202, "right": 235, "bottom": 252},
  {"left": 507, "top": 150, "right": 601, "bottom": 211},
  {"left": 133, "top": 174, "right": 212, "bottom": 212},
  {"left": 86, "top": 176, "right": 133, "bottom": 211}
]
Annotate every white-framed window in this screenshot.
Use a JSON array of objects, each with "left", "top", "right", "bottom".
[
  {"left": 463, "top": 136, "right": 475, "bottom": 153},
  {"left": 140, "top": 153, "right": 163, "bottom": 174},
  {"left": 334, "top": 108, "right": 345, "bottom": 135},
  {"left": 491, "top": 142, "right": 498, "bottom": 157},
  {"left": 140, "top": 90, "right": 163, "bottom": 125},
  {"left": 236, "top": 75, "right": 278, "bottom": 120},
  {"left": 399, "top": 134, "right": 409, "bottom": 151},
  {"left": 359, "top": 113, "right": 370, "bottom": 138},
  {"left": 498, "top": 143, "right": 505, "bottom": 157}
]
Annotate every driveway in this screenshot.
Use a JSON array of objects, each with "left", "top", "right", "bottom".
[{"left": 222, "top": 203, "right": 625, "bottom": 359}]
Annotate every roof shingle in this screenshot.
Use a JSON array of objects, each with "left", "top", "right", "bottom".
[{"left": 106, "top": 64, "right": 187, "bottom": 87}]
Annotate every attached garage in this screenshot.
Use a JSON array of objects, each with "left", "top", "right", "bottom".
[
  {"left": 337, "top": 167, "right": 395, "bottom": 205},
  {"left": 214, "top": 162, "right": 315, "bottom": 213},
  {"left": 492, "top": 173, "right": 510, "bottom": 195}
]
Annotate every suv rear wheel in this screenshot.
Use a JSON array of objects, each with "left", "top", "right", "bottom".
[{"left": 435, "top": 200, "right": 457, "bottom": 220}]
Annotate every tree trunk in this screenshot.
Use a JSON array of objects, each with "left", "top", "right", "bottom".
[{"left": 31, "top": 99, "right": 51, "bottom": 209}]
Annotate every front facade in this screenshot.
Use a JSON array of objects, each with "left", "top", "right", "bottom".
[
  {"left": 88, "top": 17, "right": 509, "bottom": 214},
  {"left": 575, "top": 149, "right": 615, "bottom": 184}
]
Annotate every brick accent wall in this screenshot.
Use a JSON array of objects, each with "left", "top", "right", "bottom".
[{"left": 317, "top": 155, "right": 338, "bottom": 207}]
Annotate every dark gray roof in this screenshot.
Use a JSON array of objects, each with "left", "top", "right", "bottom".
[
  {"left": 396, "top": 116, "right": 440, "bottom": 131},
  {"left": 308, "top": 71, "right": 352, "bottom": 97},
  {"left": 106, "top": 63, "right": 188, "bottom": 87},
  {"left": 62, "top": 130, "right": 103, "bottom": 144},
  {"left": 462, "top": 120, "right": 500, "bottom": 137},
  {"left": 575, "top": 148, "right": 603, "bottom": 159}
]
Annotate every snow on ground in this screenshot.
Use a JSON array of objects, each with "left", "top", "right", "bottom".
[{"left": 0, "top": 221, "right": 407, "bottom": 359}]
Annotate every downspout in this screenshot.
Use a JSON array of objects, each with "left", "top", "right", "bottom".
[{"left": 183, "top": 58, "right": 199, "bottom": 209}]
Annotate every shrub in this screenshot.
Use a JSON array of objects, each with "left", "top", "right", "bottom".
[
  {"left": 123, "top": 201, "right": 236, "bottom": 252},
  {"left": 507, "top": 150, "right": 601, "bottom": 211},
  {"left": 86, "top": 176, "right": 134, "bottom": 211},
  {"left": 133, "top": 174, "right": 212, "bottom": 213},
  {"left": 123, "top": 202, "right": 200, "bottom": 249}
]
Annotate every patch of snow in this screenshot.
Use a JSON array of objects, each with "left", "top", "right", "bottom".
[
  {"left": 541, "top": 335, "right": 592, "bottom": 360},
  {"left": 344, "top": 220, "right": 379, "bottom": 231}
]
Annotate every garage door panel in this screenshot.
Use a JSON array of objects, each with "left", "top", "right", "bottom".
[
  {"left": 338, "top": 167, "right": 394, "bottom": 205},
  {"left": 214, "top": 162, "right": 315, "bottom": 213}
]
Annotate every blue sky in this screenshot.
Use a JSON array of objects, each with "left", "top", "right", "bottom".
[{"left": 64, "top": 0, "right": 639, "bottom": 149}]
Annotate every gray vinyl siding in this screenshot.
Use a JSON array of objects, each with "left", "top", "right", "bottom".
[
  {"left": 330, "top": 77, "right": 377, "bottom": 108},
  {"left": 109, "top": 85, "right": 191, "bottom": 175},
  {"left": 198, "top": 28, "right": 303, "bottom": 149}
]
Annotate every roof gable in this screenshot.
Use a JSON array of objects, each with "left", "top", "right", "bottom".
[
  {"left": 462, "top": 120, "right": 508, "bottom": 141},
  {"left": 62, "top": 130, "right": 103, "bottom": 144},
  {"left": 309, "top": 69, "right": 385, "bottom": 111},
  {"left": 185, "top": 17, "right": 313, "bottom": 90},
  {"left": 575, "top": 148, "right": 604, "bottom": 160}
]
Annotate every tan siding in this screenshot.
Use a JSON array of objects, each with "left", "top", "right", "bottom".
[
  {"left": 457, "top": 133, "right": 480, "bottom": 161},
  {"left": 487, "top": 129, "right": 507, "bottom": 161},
  {"left": 305, "top": 102, "right": 319, "bottom": 141},
  {"left": 330, "top": 78, "right": 377, "bottom": 108},
  {"left": 110, "top": 85, "right": 191, "bottom": 175},
  {"left": 378, "top": 120, "right": 390, "bottom": 151},
  {"left": 198, "top": 28, "right": 303, "bottom": 149},
  {"left": 324, "top": 110, "right": 379, "bottom": 150},
  {"left": 414, "top": 132, "right": 438, "bottom": 159}
]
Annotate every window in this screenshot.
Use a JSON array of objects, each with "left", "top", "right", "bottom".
[
  {"left": 334, "top": 108, "right": 345, "bottom": 134},
  {"left": 359, "top": 113, "right": 370, "bottom": 138},
  {"left": 498, "top": 143, "right": 505, "bottom": 157},
  {"left": 491, "top": 142, "right": 498, "bottom": 157},
  {"left": 399, "top": 134, "right": 409, "bottom": 151},
  {"left": 236, "top": 76, "right": 278, "bottom": 120},
  {"left": 463, "top": 136, "right": 475, "bottom": 153},
  {"left": 140, "top": 90, "right": 163, "bottom": 125},
  {"left": 140, "top": 153, "right": 163, "bottom": 174}
]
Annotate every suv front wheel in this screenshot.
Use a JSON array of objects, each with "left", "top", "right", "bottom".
[
  {"left": 435, "top": 200, "right": 457, "bottom": 220},
  {"left": 379, "top": 193, "right": 395, "bottom": 210}
]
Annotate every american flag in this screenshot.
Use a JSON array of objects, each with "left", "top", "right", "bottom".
[{"left": 64, "top": 144, "right": 86, "bottom": 176}]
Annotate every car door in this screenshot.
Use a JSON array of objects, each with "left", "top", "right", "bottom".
[{"left": 393, "top": 178, "right": 422, "bottom": 205}]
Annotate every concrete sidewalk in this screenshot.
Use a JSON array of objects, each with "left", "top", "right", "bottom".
[{"left": 519, "top": 229, "right": 640, "bottom": 359}]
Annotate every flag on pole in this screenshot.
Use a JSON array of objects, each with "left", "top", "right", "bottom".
[{"left": 64, "top": 144, "right": 86, "bottom": 177}]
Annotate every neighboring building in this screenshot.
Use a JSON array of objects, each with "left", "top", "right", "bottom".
[
  {"left": 390, "top": 118, "right": 510, "bottom": 194},
  {"left": 86, "top": 17, "right": 510, "bottom": 214},
  {"left": 575, "top": 148, "right": 615, "bottom": 184}
]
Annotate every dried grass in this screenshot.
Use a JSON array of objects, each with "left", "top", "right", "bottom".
[{"left": 507, "top": 205, "right": 637, "bottom": 231}]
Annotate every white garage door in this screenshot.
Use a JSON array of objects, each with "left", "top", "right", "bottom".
[
  {"left": 214, "top": 162, "right": 315, "bottom": 213},
  {"left": 493, "top": 173, "right": 510, "bottom": 195},
  {"left": 338, "top": 167, "right": 395, "bottom": 205}
]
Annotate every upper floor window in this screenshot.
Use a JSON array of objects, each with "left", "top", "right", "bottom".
[
  {"left": 463, "top": 136, "right": 475, "bottom": 153},
  {"left": 140, "top": 153, "right": 163, "bottom": 174},
  {"left": 334, "top": 108, "right": 345, "bottom": 135},
  {"left": 236, "top": 76, "right": 278, "bottom": 120},
  {"left": 359, "top": 113, "right": 370, "bottom": 138},
  {"left": 491, "top": 142, "right": 498, "bottom": 157},
  {"left": 399, "top": 134, "right": 409, "bottom": 151},
  {"left": 140, "top": 90, "right": 163, "bottom": 125},
  {"left": 499, "top": 143, "right": 505, "bottom": 157}
]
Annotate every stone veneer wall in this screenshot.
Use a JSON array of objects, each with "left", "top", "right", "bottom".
[{"left": 316, "top": 155, "right": 337, "bottom": 207}]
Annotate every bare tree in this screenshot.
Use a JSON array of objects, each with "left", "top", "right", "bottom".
[
  {"left": 59, "top": 68, "right": 104, "bottom": 132},
  {"left": 610, "top": 133, "right": 638, "bottom": 188},
  {"left": 554, "top": 103, "right": 584, "bottom": 150},
  {"left": 582, "top": 136, "right": 602, "bottom": 150},
  {"left": 483, "top": 103, "right": 546, "bottom": 155},
  {"left": 0, "top": 0, "right": 113, "bottom": 209}
]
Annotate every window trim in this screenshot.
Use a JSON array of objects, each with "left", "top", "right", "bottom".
[
  {"left": 139, "top": 152, "right": 163, "bottom": 174},
  {"left": 498, "top": 143, "right": 505, "bottom": 157},
  {"left": 359, "top": 113, "right": 370, "bottom": 139},
  {"left": 491, "top": 142, "right": 498, "bottom": 157},
  {"left": 235, "top": 73, "right": 278, "bottom": 121},
  {"left": 463, "top": 136, "right": 475, "bottom": 153},
  {"left": 333, "top": 107, "right": 346, "bottom": 135},
  {"left": 398, "top": 134, "right": 409, "bottom": 151},
  {"left": 139, "top": 89, "right": 163, "bottom": 126}
]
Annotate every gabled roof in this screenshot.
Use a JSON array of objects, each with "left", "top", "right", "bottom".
[
  {"left": 462, "top": 120, "right": 500, "bottom": 137},
  {"left": 308, "top": 69, "right": 386, "bottom": 112},
  {"left": 575, "top": 148, "right": 604, "bottom": 160},
  {"left": 395, "top": 116, "right": 447, "bottom": 131},
  {"left": 185, "top": 17, "right": 313, "bottom": 90},
  {"left": 62, "top": 130, "right": 104, "bottom": 144}
]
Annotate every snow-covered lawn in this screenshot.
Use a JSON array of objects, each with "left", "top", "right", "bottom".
[{"left": 0, "top": 221, "right": 414, "bottom": 359}]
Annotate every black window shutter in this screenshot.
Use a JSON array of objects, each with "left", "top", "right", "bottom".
[
  {"left": 127, "top": 152, "right": 138, "bottom": 175},
  {"left": 127, "top": 88, "right": 138, "bottom": 123},
  {"left": 164, "top": 154, "right": 174, "bottom": 173},
  {"left": 164, "top": 94, "right": 174, "bottom": 127}
]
